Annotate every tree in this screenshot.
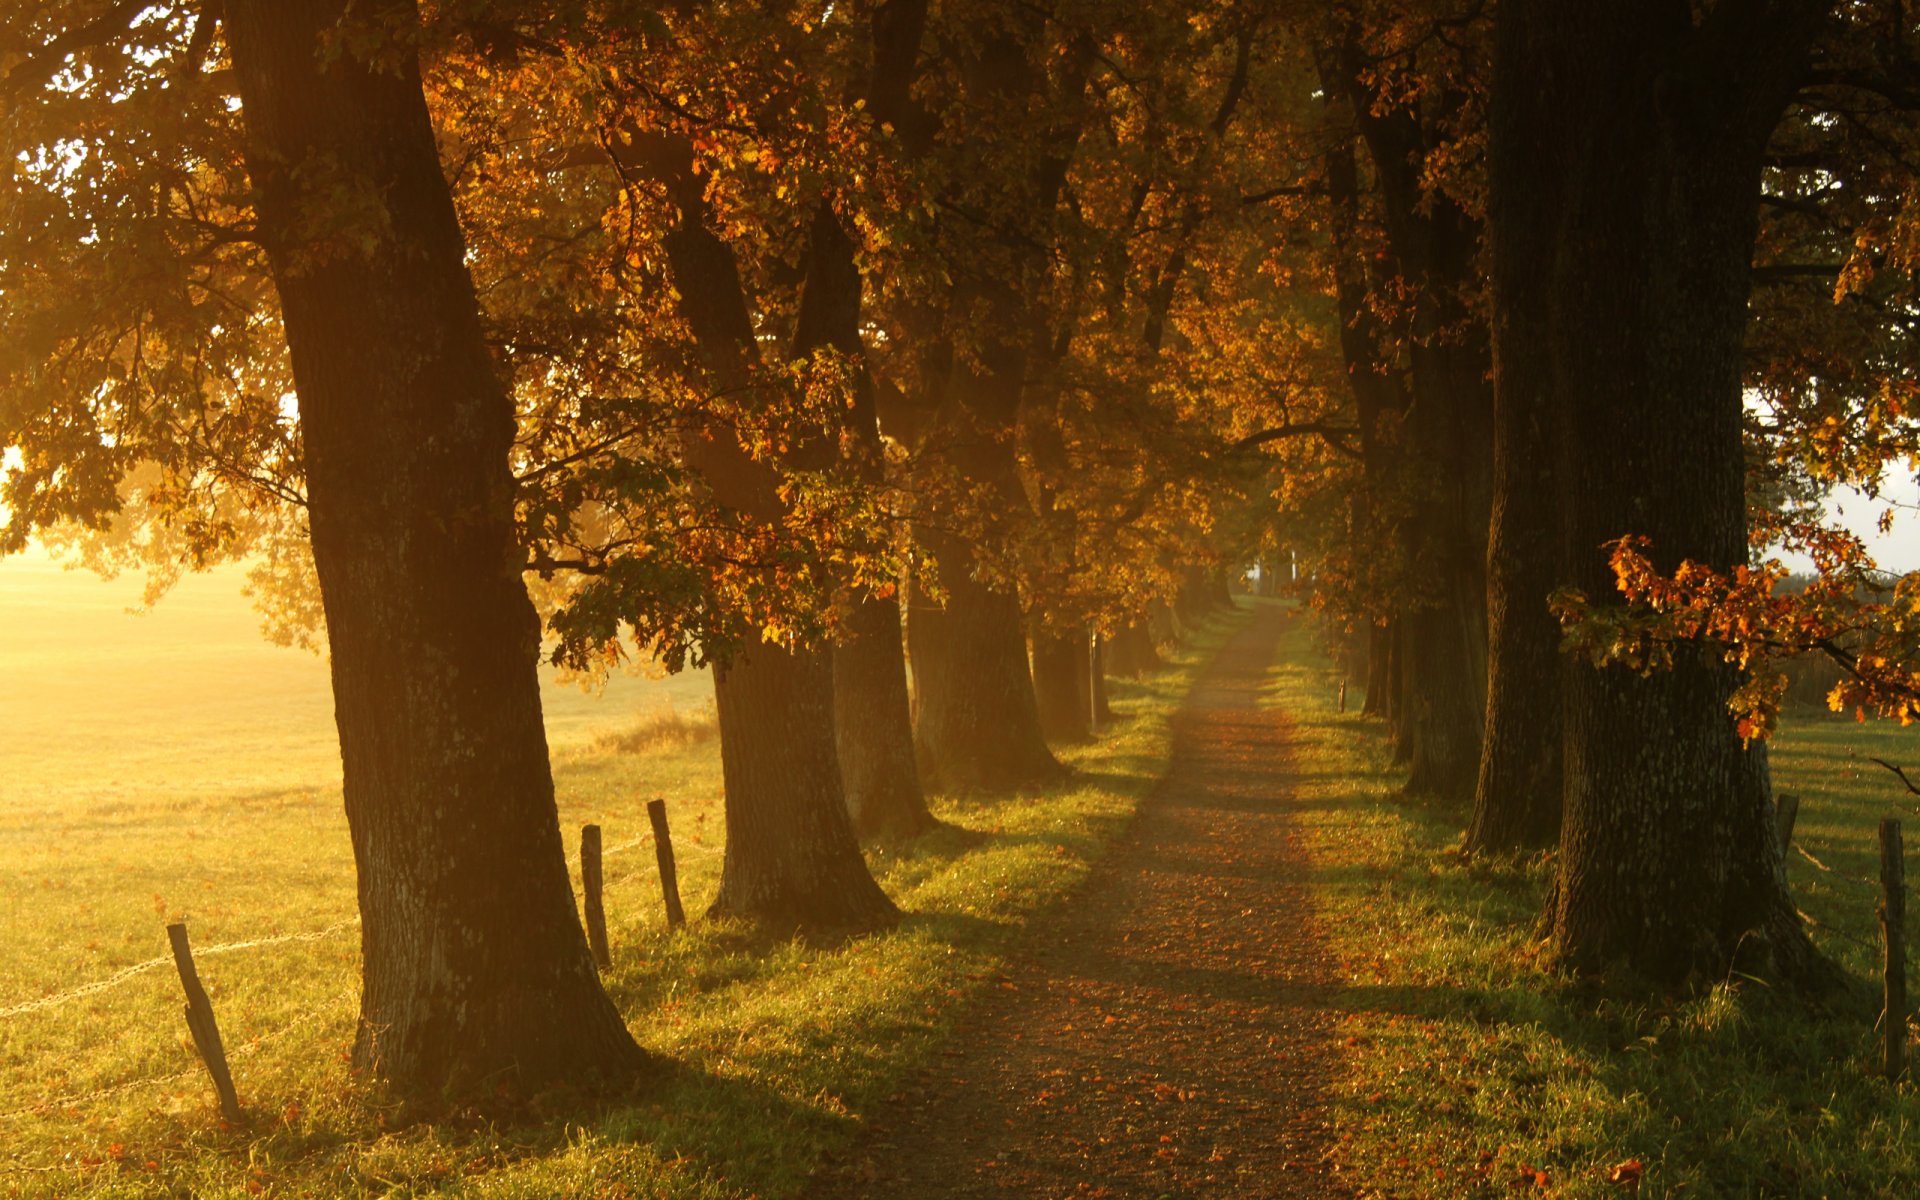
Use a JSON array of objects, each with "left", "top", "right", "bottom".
[
  {"left": 1316, "top": 8, "right": 1493, "bottom": 801},
  {"left": 0, "top": 0, "right": 648, "bottom": 1101},
  {"left": 792, "top": 0, "right": 941, "bottom": 839},
  {"left": 895, "top": 3, "right": 1078, "bottom": 792},
  {"left": 1492, "top": 0, "right": 1833, "bottom": 984}
]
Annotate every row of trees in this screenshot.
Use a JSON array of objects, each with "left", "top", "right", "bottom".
[
  {"left": 1278, "top": 0, "right": 1920, "bottom": 990},
  {"left": 2, "top": 0, "right": 1289, "bottom": 1103},
  {"left": 11, "top": 0, "right": 1910, "bottom": 1110}
]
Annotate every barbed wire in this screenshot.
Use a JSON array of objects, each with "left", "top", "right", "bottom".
[
  {"left": 0, "top": 919, "right": 359, "bottom": 1024},
  {"left": 1797, "top": 907, "right": 1883, "bottom": 953},
  {"left": 1793, "top": 842, "right": 1881, "bottom": 890}
]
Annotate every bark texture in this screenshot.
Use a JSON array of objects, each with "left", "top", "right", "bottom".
[
  {"left": 791, "top": 211, "right": 933, "bottom": 838},
  {"left": 708, "top": 642, "right": 901, "bottom": 926},
  {"left": 1107, "top": 619, "right": 1164, "bottom": 678},
  {"left": 1498, "top": 0, "right": 1832, "bottom": 983},
  {"left": 911, "top": 550, "right": 1064, "bottom": 791},
  {"left": 833, "top": 587, "right": 934, "bottom": 838},
  {"left": 224, "top": 0, "right": 645, "bottom": 1099}
]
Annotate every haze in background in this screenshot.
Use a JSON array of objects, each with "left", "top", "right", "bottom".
[{"left": 0, "top": 546, "right": 707, "bottom": 812}]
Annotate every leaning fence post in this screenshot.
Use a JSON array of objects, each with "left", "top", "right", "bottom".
[
  {"left": 1775, "top": 792, "right": 1800, "bottom": 857},
  {"left": 647, "top": 799, "right": 687, "bottom": 930},
  {"left": 165, "top": 923, "right": 242, "bottom": 1123},
  {"left": 1338, "top": 680, "right": 1348, "bottom": 713},
  {"left": 1881, "top": 816, "right": 1907, "bottom": 1082},
  {"left": 580, "top": 823, "right": 611, "bottom": 970}
]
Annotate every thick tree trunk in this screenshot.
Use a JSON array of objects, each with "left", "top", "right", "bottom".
[
  {"left": 1174, "top": 566, "right": 1214, "bottom": 626},
  {"left": 1031, "top": 625, "right": 1093, "bottom": 743},
  {"left": 792, "top": 231, "right": 932, "bottom": 837},
  {"left": 1399, "top": 597, "right": 1484, "bottom": 798},
  {"left": 1387, "top": 621, "right": 1412, "bottom": 763},
  {"left": 834, "top": 591, "right": 935, "bottom": 839},
  {"left": 1106, "top": 619, "right": 1158, "bottom": 679},
  {"left": 1147, "top": 598, "right": 1181, "bottom": 649},
  {"left": 1501, "top": 0, "right": 1830, "bottom": 983},
  {"left": 224, "top": 0, "right": 644, "bottom": 1100},
  {"left": 906, "top": 13, "right": 1072, "bottom": 793},
  {"left": 1208, "top": 567, "right": 1235, "bottom": 609},
  {"left": 709, "top": 640, "right": 901, "bottom": 927},
  {"left": 911, "top": 540, "right": 1064, "bottom": 791}
]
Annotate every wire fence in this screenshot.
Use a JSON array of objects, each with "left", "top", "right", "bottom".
[
  {"left": 1781, "top": 818, "right": 1919, "bottom": 971},
  {"left": 0, "top": 825, "right": 719, "bottom": 1030},
  {"left": 0, "top": 806, "right": 703, "bottom": 1139},
  {"left": 0, "top": 919, "right": 360, "bottom": 1024}
]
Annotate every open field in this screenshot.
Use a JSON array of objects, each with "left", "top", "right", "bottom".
[
  {"left": 0, "top": 557, "right": 1244, "bottom": 1197},
  {"left": 1271, "top": 616, "right": 1920, "bottom": 1199},
  {"left": 0, "top": 550, "right": 712, "bottom": 812}
]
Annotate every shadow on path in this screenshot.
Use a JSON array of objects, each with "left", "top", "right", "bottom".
[{"left": 805, "top": 603, "right": 1350, "bottom": 1198}]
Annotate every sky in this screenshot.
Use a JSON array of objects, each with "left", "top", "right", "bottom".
[{"left": 1782, "top": 475, "right": 1920, "bottom": 574}]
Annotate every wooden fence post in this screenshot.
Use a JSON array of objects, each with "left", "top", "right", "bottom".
[
  {"left": 165, "top": 923, "right": 242, "bottom": 1123},
  {"left": 1338, "top": 680, "right": 1348, "bottom": 714},
  {"left": 1881, "top": 816, "right": 1906, "bottom": 1082},
  {"left": 1775, "top": 792, "right": 1800, "bottom": 857},
  {"left": 580, "top": 823, "right": 611, "bottom": 971},
  {"left": 647, "top": 799, "right": 687, "bottom": 930}
]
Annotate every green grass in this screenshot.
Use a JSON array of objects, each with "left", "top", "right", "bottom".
[
  {"left": 1270, "top": 615, "right": 1920, "bottom": 1199},
  {"left": 0, "top": 560, "right": 1247, "bottom": 1198}
]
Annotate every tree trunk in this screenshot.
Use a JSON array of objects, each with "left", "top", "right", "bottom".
[
  {"left": 906, "top": 13, "right": 1072, "bottom": 793},
  {"left": 1361, "top": 620, "right": 1392, "bottom": 718},
  {"left": 709, "top": 641, "right": 901, "bottom": 927},
  {"left": 1468, "top": 8, "right": 1567, "bottom": 853},
  {"left": 911, "top": 541, "right": 1064, "bottom": 791},
  {"left": 1386, "top": 619, "right": 1410, "bottom": 760},
  {"left": 1031, "top": 625, "right": 1093, "bottom": 743},
  {"left": 223, "top": 0, "right": 645, "bottom": 1101},
  {"left": 1339, "top": 54, "right": 1492, "bottom": 804},
  {"left": 1208, "top": 566, "right": 1235, "bottom": 609},
  {"left": 1500, "top": 0, "right": 1830, "bottom": 984},
  {"left": 834, "top": 590, "right": 936, "bottom": 839},
  {"left": 1108, "top": 619, "right": 1163, "bottom": 677},
  {"left": 1399, "top": 598, "right": 1484, "bottom": 798},
  {"left": 1147, "top": 598, "right": 1180, "bottom": 649},
  {"left": 1175, "top": 566, "right": 1213, "bottom": 625}
]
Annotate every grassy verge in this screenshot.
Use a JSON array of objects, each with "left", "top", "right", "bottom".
[
  {"left": 0, "top": 606, "right": 1244, "bottom": 1198},
  {"left": 1270, "top": 614, "right": 1920, "bottom": 1198}
]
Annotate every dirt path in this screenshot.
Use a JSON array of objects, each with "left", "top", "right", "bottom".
[{"left": 809, "top": 603, "right": 1348, "bottom": 1199}]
